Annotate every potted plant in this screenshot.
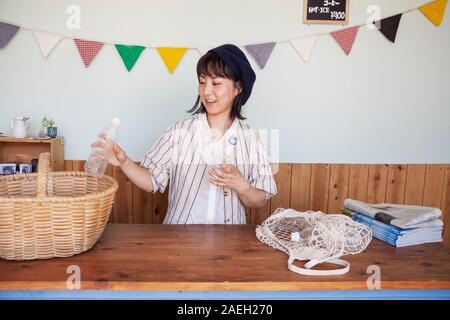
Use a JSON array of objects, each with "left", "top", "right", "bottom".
[{"left": 42, "top": 116, "right": 57, "bottom": 138}]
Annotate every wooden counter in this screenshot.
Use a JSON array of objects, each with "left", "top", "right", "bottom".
[{"left": 0, "top": 224, "right": 449, "bottom": 298}]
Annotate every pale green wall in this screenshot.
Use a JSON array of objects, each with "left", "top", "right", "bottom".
[{"left": 1, "top": 0, "right": 449, "bottom": 163}]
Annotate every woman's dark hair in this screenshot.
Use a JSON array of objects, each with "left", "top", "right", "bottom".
[{"left": 187, "top": 51, "right": 246, "bottom": 120}]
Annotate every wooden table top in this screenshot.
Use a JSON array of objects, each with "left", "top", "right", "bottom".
[{"left": 0, "top": 224, "right": 449, "bottom": 291}]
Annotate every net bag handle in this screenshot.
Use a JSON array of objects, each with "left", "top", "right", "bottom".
[
  {"left": 36, "top": 152, "right": 51, "bottom": 197},
  {"left": 288, "top": 255, "right": 350, "bottom": 276}
]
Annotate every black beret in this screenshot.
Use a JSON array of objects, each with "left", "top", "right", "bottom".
[{"left": 208, "top": 44, "right": 256, "bottom": 105}]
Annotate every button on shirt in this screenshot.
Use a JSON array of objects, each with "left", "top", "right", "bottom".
[{"left": 140, "top": 113, "right": 277, "bottom": 224}]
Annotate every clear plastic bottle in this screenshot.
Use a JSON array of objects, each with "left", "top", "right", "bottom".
[{"left": 85, "top": 118, "right": 120, "bottom": 176}]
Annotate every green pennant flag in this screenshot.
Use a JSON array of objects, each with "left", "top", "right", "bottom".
[{"left": 115, "top": 44, "right": 145, "bottom": 72}]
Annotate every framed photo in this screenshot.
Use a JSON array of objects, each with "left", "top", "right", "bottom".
[
  {"left": 0, "top": 164, "right": 17, "bottom": 175},
  {"left": 19, "top": 164, "right": 32, "bottom": 174}
]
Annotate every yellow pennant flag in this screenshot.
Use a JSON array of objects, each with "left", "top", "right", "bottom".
[
  {"left": 419, "top": 0, "right": 448, "bottom": 26},
  {"left": 156, "top": 47, "right": 188, "bottom": 73}
]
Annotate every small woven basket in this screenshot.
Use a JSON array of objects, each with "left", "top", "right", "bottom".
[{"left": 0, "top": 152, "right": 118, "bottom": 260}]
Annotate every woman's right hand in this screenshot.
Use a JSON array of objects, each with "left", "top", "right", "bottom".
[{"left": 91, "top": 133, "right": 128, "bottom": 167}]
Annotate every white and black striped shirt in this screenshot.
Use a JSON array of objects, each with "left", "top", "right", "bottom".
[{"left": 140, "top": 113, "right": 277, "bottom": 224}]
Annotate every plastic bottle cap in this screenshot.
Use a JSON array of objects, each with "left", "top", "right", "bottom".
[
  {"left": 291, "top": 232, "right": 300, "bottom": 243},
  {"left": 112, "top": 118, "right": 121, "bottom": 126}
]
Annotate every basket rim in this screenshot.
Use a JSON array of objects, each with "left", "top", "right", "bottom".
[{"left": 0, "top": 171, "right": 119, "bottom": 203}]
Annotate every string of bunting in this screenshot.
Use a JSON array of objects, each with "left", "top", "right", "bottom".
[{"left": 0, "top": 0, "right": 447, "bottom": 73}]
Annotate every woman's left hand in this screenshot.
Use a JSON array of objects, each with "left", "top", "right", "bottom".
[{"left": 209, "top": 164, "right": 250, "bottom": 195}]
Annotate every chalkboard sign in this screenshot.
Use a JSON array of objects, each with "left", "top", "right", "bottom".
[{"left": 303, "top": 0, "right": 349, "bottom": 25}]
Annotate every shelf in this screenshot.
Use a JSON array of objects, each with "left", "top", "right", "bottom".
[{"left": 0, "top": 136, "right": 65, "bottom": 171}]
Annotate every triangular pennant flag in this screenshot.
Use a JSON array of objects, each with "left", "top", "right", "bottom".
[
  {"left": 330, "top": 26, "right": 359, "bottom": 56},
  {"left": 419, "top": 0, "right": 448, "bottom": 26},
  {"left": 0, "top": 22, "right": 19, "bottom": 49},
  {"left": 244, "top": 42, "right": 276, "bottom": 69},
  {"left": 156, "top": 47, "right": 188, "bottom": 73},
  {"left": 115, "top": 44, "right": 145, "bottom": 72},
  {"left": 74, "top": 39, "right": 104, "bottom": 68},
  {"left": 33, "top": 31, "right": 63, "bottom": 58},
  {"left": 373, "top": 14, "right": 403, "bottom": 43},
  {"left": 290, "top": 36, "right": 318, "bottom": 62}
]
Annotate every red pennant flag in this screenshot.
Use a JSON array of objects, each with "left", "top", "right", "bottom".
[
  {"left": 374, "top": 14, "right": 403, "bottom": 43},
  {"left": 330, "top": 26, "right": 359, "bottom": 56},
  {"left": 74, "top": 39, "right": 104, "bottom": 68}
]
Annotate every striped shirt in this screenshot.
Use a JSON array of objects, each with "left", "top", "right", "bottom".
[{"left": 140, "top": 112, "right": 277, "bottom": 224}]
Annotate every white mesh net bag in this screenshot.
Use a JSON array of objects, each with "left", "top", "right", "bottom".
[{"left": 256, "top": 208, "right": 372, "bottom": 276}]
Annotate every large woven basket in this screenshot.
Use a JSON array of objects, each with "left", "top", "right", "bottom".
[{"left": 0, "top": 152, "right": 118, "bottom": 260}]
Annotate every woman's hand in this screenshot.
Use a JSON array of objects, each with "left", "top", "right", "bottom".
[
  {"left": 208, "top": 164, "right": 250, "bottom": 195},
  {"left": 91, "top": 132, "right": 129, "bottom": 167}
]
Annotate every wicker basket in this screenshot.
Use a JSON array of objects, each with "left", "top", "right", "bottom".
[{"left": 0, "top": 152, "right": 118, "bottom": 260}]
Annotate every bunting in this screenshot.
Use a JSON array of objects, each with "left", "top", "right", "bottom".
[
  {"left": 419, "top": 0, "right": 448, "bottom": 26},
  {"left": 245, "top": 42, "right": 276, "bottom": 69},
  {"left": 196, "top": 47, "right": 210, "bottom": 56},
  {"left": 33, "top": 31, "right": 63, "bottom": 58},
  {"left": 156, "top": 47, "right": 187, "bottom": 73},
  {"left": 0, "top": 22, "right": 19, "bottom": 49},
  {"left": 74, "top": 39, "right": 104, "bottom": 68},
  {"left": 0, "top": 1, "right": 447, "bottom": 70},
  {"left": 330, "top": 26, "right": 359, "bottom": 56},
  {"left": 115, "top": 45, "right": 145, "bottom": 71},
  {"left": 290, "top": 36, "right": 318, "bottom": 62},
  {"left": 374, "top": 14, "right": 403, "bottom": 43}
]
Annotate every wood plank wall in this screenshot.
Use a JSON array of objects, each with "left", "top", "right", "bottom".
[{"left": 64, "top": 161, "right": 450, "bottom": 244}]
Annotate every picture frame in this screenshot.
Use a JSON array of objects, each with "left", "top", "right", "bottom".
[
  {"left": 0, "top": 163, "right": 17, "bottom": 175},
  {"left": 19, "top": 164, "right": 32, "bottom": 174}
]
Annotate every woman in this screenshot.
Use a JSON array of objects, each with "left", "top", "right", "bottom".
[{"left": 93, "top": 44, "right": 277, "bottom": 224}]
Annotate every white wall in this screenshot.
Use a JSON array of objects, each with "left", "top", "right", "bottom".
[{"left": 0, "top": 0, "right": 449, "bottom": 163}]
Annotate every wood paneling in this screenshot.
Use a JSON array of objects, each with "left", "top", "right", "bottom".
[
  {"left": 132, "top": 184, "right": 152, "bottom": 224},
  {"left": 404, "top": 165, "right": 426, "bottom": 205},
  {"left": 64, "top": 160, "right": 73, "bottom": 172},
  {"left": 290, "top": 164, "right": 311, "bottom": 211},
  {"left": 367, "top": 164, "right": 388, "bottom": 204},
  {"left": 309, "top": 164, "right": 330, "bottom": 212},
  {"left": 112, "top": 166, "right": 133, "bottom": 223},
  {"left": 328, "top": 164, "right": 350, "bottom": 214},
  {"left": 441, "top": 165, "right": 450, "bottom": 246},
  {"left": 422, "top": 165, "right": 445, "bottom": 208},
  {"left": 71, "top": 159, "right": 85, "bottom": 172},
  {"left": 270, "top": 163, "right": 292, "bottom": 213},
  {"left": 63, "top": 160, "right": 450, "bottom": 244},
  {"left": 348, "top": 164, "right": 369, "bottom": 202},
  {"left": 386, "top": 165, "right": 407, "bottom": 204},
  {"left": 153, "top": 189, "right": 169, "bottom": 224}
]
